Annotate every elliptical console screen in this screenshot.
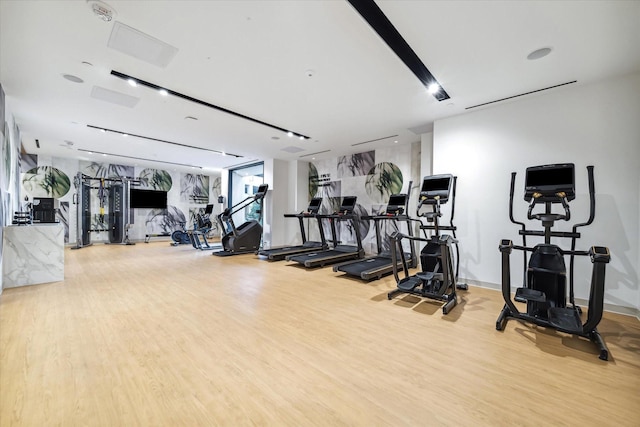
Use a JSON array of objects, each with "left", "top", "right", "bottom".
[
  {"left": 525, "top": 163, "right": 575, "bottom": 202},
  {"left": 339, "top": 196, "right": 357, "bottom": 213},
  {"left": 255, "top": 184, "right": 269, "bottom": 198},
  {"left": 420, "top": 174, "right": 453, "bottom": 202},
  {"left": 307, "top": 197, "right": 322, "bottom": 214}
]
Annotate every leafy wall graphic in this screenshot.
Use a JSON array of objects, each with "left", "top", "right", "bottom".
[
  {"left": 337, "top": 151, "right": 375, "bottom": 178},
  {"left": 309, "top": 163, "right": 319, "bottom": 200},
  {"left": 212, "top": 176, "right": 222, "bottom": 197},
  {"left": 181, "top": 174, "right": 209, "bottom": 204},
  {"left": 365, "top": 162, "right": 403, "bottom": 203},
  {"left": 20, "top": 153, "right": 37, "bottom": 173},
  {"left": 22, "top": 166, "right": 71, "bottom": 198},
  {"left": 145, "top": 205, "right": 186, "bottom": 234},
  {"left": 138, "top": 168, "right": 172, "bottom": 191},
  {"left": 2, "top": 122, "right": 11, "bottom": 192},
  {"left": 57, "top": 202, "right": 69, "bottom": 243},
  {"left": 82, "top": 162, "right": 134, "bottom": 179}
]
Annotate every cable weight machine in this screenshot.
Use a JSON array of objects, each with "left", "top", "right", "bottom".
[{"left": 72, "top": 172, "right": 139, "bottom": 249}]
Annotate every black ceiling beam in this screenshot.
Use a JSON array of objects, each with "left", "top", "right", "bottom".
[
  {"left": 110, "top": 70, "right": 310, "bottom": 139},
  {"left": 347, "top": 0, "right": 450, "bottom": 101}
]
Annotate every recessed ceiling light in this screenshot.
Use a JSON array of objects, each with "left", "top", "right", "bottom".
[
  {"left": 427, "top": 83, "right": 440, "bottom": 94},
  {"left": 100, "top": 129, "right": 106, "bottom": 133},
  {"left": 63, "top": 74, "right": 84, "bottom": 83},
  {"left": 158, "top": 88, "right": 168, "bottom": 96},
  {"left": 527, "top": 47, "right": 552, "bottom": 60},
  {"left": 394, "top": 140, "right": 398, "bottom": 144},
  {"left": 122, "top": 133, "right": 128, "bottom": 137},
  {"left": 127, "top": 78, "right": 137, "bottom": 87},
  {"left": 299, "top": 136, "right": 304, "bottom": 140},
  {"left": 287, "top": 131, "right": 294, "bottom": 137}
]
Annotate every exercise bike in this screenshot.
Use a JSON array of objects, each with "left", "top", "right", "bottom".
[{"left": 495, "top": 164, "right": 611, "bottom": 360}]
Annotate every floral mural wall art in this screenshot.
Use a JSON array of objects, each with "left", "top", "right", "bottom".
[
  {"left": 20, "top": 153, "right": 37, "bottom": 173},
  {"left": 181, "top": 174, "right": 209, "bottom": 204},
  {"left": 365, "top": 162, "right": 403, "bottom": 204},
  {"left": 56, "top": 202, "right": 69, "bottom": 243},
  {"left": 309, "top": 162, "right": 319, "bottom": 200},
  {"left": 22, "top": 166, "right": 71, "bottom": 198},
  {"left": 82, "top": 162, "right": 134, "bottom": 179},
  {"left": 1, "top": 122, "right": 11, "bottom": 192},
  {"left": 337, "top": 151, "right": 375, "bottom": 178},
  {"left": 138, "top": 168, "right": 172, "bottom": 191},
  {"left": 145, "top": 205, "right": 186, "bottom": 235}
]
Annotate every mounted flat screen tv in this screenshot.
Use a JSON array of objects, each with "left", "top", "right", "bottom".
[{"left": 130, "top": 189, "right": 168, "bottom": 209}]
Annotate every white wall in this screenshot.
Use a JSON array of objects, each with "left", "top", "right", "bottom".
[
  {"left": 433, "top": 72, "right": 640, "bottom": 312},
  {"left": 283, "top": 160, "right": 310, "bottom": 245},
  {"left": 263, "top": 158, "right": 289, "bottom": 247}
]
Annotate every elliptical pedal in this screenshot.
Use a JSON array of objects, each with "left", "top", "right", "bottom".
[
  {"left": 514, "top": 287, "right": 546, "bottom": 303},
  {"left": 397, "top": 276, "right": 422, "bottom": 292},
  {"left": 548, "top": 307, "right": 583, "bottom": 333}
]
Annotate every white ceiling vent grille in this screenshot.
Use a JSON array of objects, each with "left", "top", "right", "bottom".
[
  {"left": 281, "top": 146, "right": 305, "bottom": 154},
  {"left": 90, "top": 86, "right": 139, "bottom": 108},
  {"left": 108, "top": 22, "right": 178, "bottom": 68}
]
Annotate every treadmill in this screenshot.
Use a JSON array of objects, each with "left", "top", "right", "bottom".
[
  {"left": 286, "top": 196, "right": 364, "bottom": 268},
  {"left": 257, "top": 197, "right": 327, "bottom": 261},
  {"left": 333, "top": 193, "right": 417, "bottom": 280}
]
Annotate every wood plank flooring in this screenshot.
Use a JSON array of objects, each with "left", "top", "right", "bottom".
[{"left": 1, "top": 242, "right": 639, "bottom": 426}]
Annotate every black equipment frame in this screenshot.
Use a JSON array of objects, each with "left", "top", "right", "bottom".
[
  {"left": 495, "top": 164, "right": 611, "bottom": 360},
  {"left": 387, "top": 174, "right": 465, "bottom": 314}
]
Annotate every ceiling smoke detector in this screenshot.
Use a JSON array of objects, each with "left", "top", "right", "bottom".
[{"left": 88, "top": 1, "right": 116, "bottom": 22}]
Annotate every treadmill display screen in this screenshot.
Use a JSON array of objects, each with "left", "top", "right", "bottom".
[
  {"left": 308, "top": 197, "right": 322, "bottom": 213},
  {"left": 386, "top": 194, "right": 407, "bottom": 214},
  {"left": 420, "top": 175, "right": 453, "bottom": 202},
  {"left": 339, "top": 196, "right": 357, "bottom": 213}
]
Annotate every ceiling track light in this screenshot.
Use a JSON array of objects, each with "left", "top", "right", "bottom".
[
  {"left": 110, "top": 70, "right": 311, "bottom": 139},
  {"left": 347, "top": 0, "right": 450, "bottom": 101},
  {"left": 87, "top": 124, "right": 243, "bottom": 158}
]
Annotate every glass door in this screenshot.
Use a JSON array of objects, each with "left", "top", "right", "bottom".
[{"left": 228, "top": 162, "right": 264, "bottom": 226}]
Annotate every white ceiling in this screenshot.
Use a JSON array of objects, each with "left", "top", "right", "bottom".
[{"left": 1, "top": 1, "right": 639, "bottom": 173}]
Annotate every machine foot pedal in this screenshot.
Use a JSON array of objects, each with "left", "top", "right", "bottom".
[
  {"left": 397, "top": 277, "right": 422, "bottom": 292},
  {"left": 515, "top": 288, "right": 546, "bottom": 303},
  {"left": 548, "top": 307, "right": 582, "bottom": 333}
]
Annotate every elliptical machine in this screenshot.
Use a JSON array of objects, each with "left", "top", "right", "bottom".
[
  {"left": 214, "top": 184, "right": 268, "bottom": 256},
  {"left": 388, "top": 174, "right": 466, "bottom": 314},
  {"left": 496, "top": 164, "right": 611, "bottom": 360}
]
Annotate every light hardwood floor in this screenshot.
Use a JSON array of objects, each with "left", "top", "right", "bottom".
[{"left": 1, "top": 242, "right": 639, "bottom": 426}]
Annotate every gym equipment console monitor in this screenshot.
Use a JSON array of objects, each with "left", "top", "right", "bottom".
[
  {"left": 525, "top": 163, "right": 575, "bottom": 202},
  {"left": 420, "top": 174, "right": 453, "bottom": 203},
  {"left": 386, "top": 194, "right": 407, "bottom": 214}
]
